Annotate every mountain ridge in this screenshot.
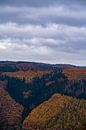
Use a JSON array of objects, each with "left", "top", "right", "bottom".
[{"left": 0, "top": 61, "right": 85, "bottom": 72}]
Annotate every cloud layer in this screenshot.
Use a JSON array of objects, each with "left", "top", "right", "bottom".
[{"left": 0, "top": 0, "right": 86, "bottom": 65}]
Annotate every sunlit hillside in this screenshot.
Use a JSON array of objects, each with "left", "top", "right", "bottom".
[
  {"left": 1, "top": 70, "right": 52, "bottom": 83},
  {"left": 23, "top": 94, "right": 86, "bottom": 130},
  {"left": 63, "top": 68, "right": 86, "bottom": 80}
]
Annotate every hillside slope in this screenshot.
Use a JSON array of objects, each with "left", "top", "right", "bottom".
[
  {"left": 0, "top": 63, "right": 86, "bottom": 130},
  {"left": 0, "top": 61, "right": 77, "bottom": 72},
  {"left": 63, "top": 68, "right": 86, "bottom": 80},
  {"left": 23, "top": 94, "right": 86, "bottom": 130},
  {"left": 1, "top": 70, "right": 52, "bottom": 83},
  {"left": 0, "top": 81, "right": 24, "bottom": 129}
]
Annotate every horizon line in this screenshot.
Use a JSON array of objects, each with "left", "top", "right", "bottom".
[{"left": 0, "top": 60, "right": 86, "bottom": 67}]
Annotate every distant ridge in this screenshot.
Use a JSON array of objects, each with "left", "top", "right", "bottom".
[{"left": 0, "top": 61, "right": 84, "bottom": 72}]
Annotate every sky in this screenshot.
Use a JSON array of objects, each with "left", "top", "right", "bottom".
[{"left": 0, "top": 0, "right": 86, "bottom": 66}]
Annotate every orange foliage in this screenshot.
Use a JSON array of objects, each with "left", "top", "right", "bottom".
[
  {"left": 1, "top": 70, "right": 52, "bottom": 83},
  {"left": 23, "top": 94, "right": 86, "bottom": 130},
  {"left": 63, "top": 68, "right": 86, "bottom": 80}
]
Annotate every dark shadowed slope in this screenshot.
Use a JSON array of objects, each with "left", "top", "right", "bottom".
[{"left": 0, "top": 61, "right": 79, "bottom": 72}]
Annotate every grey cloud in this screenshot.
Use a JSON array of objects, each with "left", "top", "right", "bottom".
[
  {"left": 0, "top": 0, "right": 86, "bottom": 7},
  {"left": 0, "top": 23, "right": 86, "bottom": 65},
  {"left": 0, "top": 5, "right": 86, "bottom": 26},
  {"left": 0, "top": 40, "right": 85, "bottom": 65},
  {"left": 0, "top": 0, "right": 86, "bottom": 65}
]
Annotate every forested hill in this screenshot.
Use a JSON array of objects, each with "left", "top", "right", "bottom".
[
  {"left": 0, "top": 61, "right": 82, "bottom": 72},
  {"left": 0, "top": 61, "right": 86, "bottom": 130},
  {"left": 23, "top": 94, "right": 86, "bottom": 130}
]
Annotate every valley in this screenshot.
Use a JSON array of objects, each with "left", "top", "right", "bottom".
[{"left": 0, "top": 61, "right": 86, "bottom": 130}]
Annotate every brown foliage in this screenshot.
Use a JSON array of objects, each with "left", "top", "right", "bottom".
[
  {"left": 23, "top": 94, "right": 86, "bottom": 130},
  {"left": 0, "top": 81, "right": 24, "bottom": 129},
  {"left": 63, "top": 68, "right": 86, "bottom": 81},
  {"left": 1, "top": 70, "right": 52, "bottom": 83}
]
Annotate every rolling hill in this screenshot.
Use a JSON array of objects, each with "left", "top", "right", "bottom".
[
  {"left": 0, "top": 61, "right": 79, "bottom": 72},
  {"left": 1, "top": 69, "right": 52, "bottom": 83},
  {"left": 0, "top": 61, "right": 86, "bottom": 130},
  {"left": 63, "top": 68, "right": 86, "bottom": 80},
  {"left": 23, "top": 94, "right": 86, "bottom": 130}
]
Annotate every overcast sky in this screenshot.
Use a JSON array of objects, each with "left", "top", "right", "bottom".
[{"left": 0, "top": 0, "right": 86, "bottom": 65}]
